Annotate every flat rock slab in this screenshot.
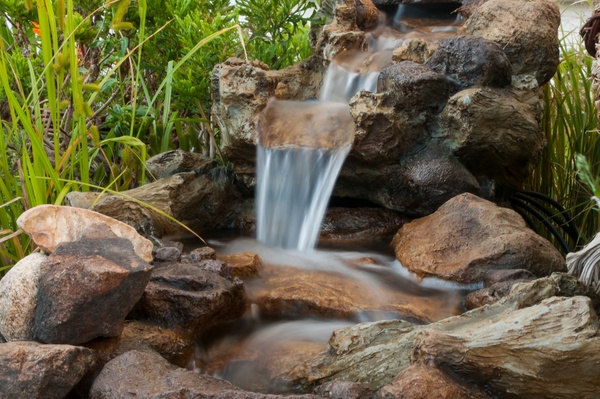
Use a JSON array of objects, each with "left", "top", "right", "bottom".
[
  {"left": 0, "top": 341, "right": 96, "bottom": 399},
  {"left": 17, "top": 204, "right": 153, "bottom": 262},
  {"left": 89, "top": 349, "right": 323, "bottom": 399},
  {"left": 248, "top": 262, "right": 464, "bottom": 323},
  {"left": 392, "top": 193, "right": 566, "bottom": 284}
]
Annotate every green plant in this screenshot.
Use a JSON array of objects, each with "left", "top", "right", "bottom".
[
  {"left": 526, "top": 18, "right": 600, "bottom": 250},
  {"left": 0, "top": 0, "right": 319, "bottom": 273}
]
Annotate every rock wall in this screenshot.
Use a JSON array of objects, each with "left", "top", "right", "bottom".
[{"left": 211, "top": 0, "right": 560, "bottom": 217}]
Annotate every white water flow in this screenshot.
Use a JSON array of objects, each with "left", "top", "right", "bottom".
[
  {"left": 255, "top": 146, "right": 351, "bottom": 251},
  {"left": 255, "top": 35, "right": 397, "bottom": 251}
]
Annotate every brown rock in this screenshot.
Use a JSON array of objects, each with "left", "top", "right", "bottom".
[
  {"left": 33, "top": 237, "right": 153, "bottom": 344},
  {"left": 89, "top": 349, "right": 322, "bottom": 399},
  {"left": 218, "top": 252, "right": 262, "bottom": 278},
  {"left": 130, "top": 261, "right": 248, "bottom": 334},
  {"left": 465, "top": 0, "right": 560, "bottom": 85},
  {"left": 145, "top": 149, "right": 211, "bottom": 179},
  {"left": 376, "top": 363, "right": 491, "bottom": 399},
  {"left": 16, "top": 204, "right": 153, "bottom": 262},
  {"left": 356, "top": 0, "right": 380, "bottom": 30},
  {"left": 392, "top": 193, "right": 566, "bottom": 284},
  {"left": 83, "top": 320, "right": 195, "bottom": 369},
  {"left": 248, "top": 263, "right": 463, "bottom": 323},
  {"left": 0, "top": 341, "right": 96, "bottom": 399}
]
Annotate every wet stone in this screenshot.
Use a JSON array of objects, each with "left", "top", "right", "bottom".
[{"left": 426, "top": 35, "right": 512, "bottom": 93}]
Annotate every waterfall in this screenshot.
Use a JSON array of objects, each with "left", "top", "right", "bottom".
[{"left": 255, "top": 36, "right": 392, "bottom": 252}]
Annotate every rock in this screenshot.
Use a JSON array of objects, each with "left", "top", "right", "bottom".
[
  {"left": 146, "top": 149, "right": 211, "bottom": 179},
  {"left": 391, "top": 39, "right": 437, "bottom": 64},
  {"left": 249, "top": 263, "right": 463, "bottom": 323},
  {"left": 414, "top": 296, "right": 600, "bottom": 399},
  {"left": 84, "top": 320, "right": 196, "bottom": 369},
  {"left": 0, "top": 341, "right": 96, "bottom": 399},
  {"left": 392, "top": 193, "right": 566, "bottom": 284},
  {"left": 315, "top": 381, "right": 374, "bottom": 399},
  {"left": 218, "top": 252, "right": 262, "bottom": 278},
  {"left": 440, "top": 87, "right": 544, "bottom": 188},
  {"left": 153, "top": 246, "right": 182, "bottom": 262},
  {"left": 33, "top": 236, "right": 153, "bottom": 344},
  {"left": 16, "top": 204, "right": 153, "bottom": 262},
  {"left": 320, "top": 207, "right": 411, "bottom": 245},
  {"left": 284, "top": 273, "right": 600, "bottom": 395},
  {"left": 294, "top": 320, "right": 420, "bottom": 390},
  {"left": 426, "top": 35, "right": 512, "bottom": 93},
  {"left": 336, "top": 147, "right": 481, "bottom": 215},
  {"left": 376, "top": 363, "right": 491, "bottom": 399},
  {"left": 129, "top": 261, "right": 248, "bottom": 334},
  {"left": 89, "top": 349, "right": 322, "bottom": 399},
  {"left": 0, "top": 252, "right": 46, "bottom": 341},
  {"left": 67, "top": 165, "right": 245, "bottom": 238},
  {"left": 356, "top": 0, "right": 380, "bottom": 30},
  {"left": 188, "top": 246, "right": 217, "bottom": 261},
  {"left": 465, "top": 268, "right": 537, "bottom": 309},
  {"left": 464, "top": 0, "right": 560, "bottom": 85},
  {"left": 377, "top": 61, "right": 449, "bottom": 112},
  {"left": 88, "top": 349, "right": 238, "bottom": 399}
]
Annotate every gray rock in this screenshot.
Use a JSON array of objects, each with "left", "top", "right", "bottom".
[
  {"left": 392, "top": 193, "right": 566, "bottom": 284},
  {"left": 0, "top": 341, "right": 96, "bottom": 399},
  {"left": 0, "top": 252, "right": 46, "bottom": 341},
  {"left": 465, "top": 0, "right": 560, "bottom": 85},
  {"left": 377, "top": 61, "right": 449, "bottom": 112},
  {"left": 426, "top": 35, "right": 512, "bottom": 93},
  {"left": 153, "top": 246, "right": 182, "bottom": 262},
  {"left": 440, "top": 87, "right": 544, "bottom": 188},
  {"left": 146, "top": 149, "right": 211, "bottom": 179},
  {"left": 129, "top": 261, "right": 248, "bottom": 334},
  {"left": 336, "top": 147, "right": 481, "bottom": 215},
  {"left": 33, "top": 237, "right": 153, "bottom": 344}
]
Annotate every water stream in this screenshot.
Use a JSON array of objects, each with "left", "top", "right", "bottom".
[{"left": 194, "top": 6, "right": 473, "bottom": 393}]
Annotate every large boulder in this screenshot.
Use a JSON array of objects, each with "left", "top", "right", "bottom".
[
  {"left": 439, "top": 87, "right": 545, "bottom": 188},
  {"left": 392, "top": 193, "right": 566, "bottom": 284},
  {"left": 0, "top": 342, "right": 96, "bottom": 399},
  {"left": 275, "top": 274, "right": 600, "bottom": 397},
  {"left": 464, "top": 0, "right": 561, "bottom": 85},
  {"left": 426, "top": 35, "right": 513, "bottom": 93},
  {"left": 33, "top": 236, "right": 153, "bottom": 344}
]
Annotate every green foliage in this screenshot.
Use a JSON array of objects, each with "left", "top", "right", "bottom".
[
  {"left": 527, "top": 31, "right": 600, "bottom": 249},
  {"left": 0, "top": 0, "right": 318, "bottom": 272},
  {"left": 237, "top": 0, "right": 319, "bottom": 69}
]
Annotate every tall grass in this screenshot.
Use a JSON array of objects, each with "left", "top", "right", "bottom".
[
  {"left": 526, "top": 10, "right": 600, "bottom": 250},
  {"left": 0, "top": 0, "right": 246, "bottom": 272}
]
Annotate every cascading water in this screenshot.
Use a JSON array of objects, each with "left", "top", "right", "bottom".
[
  {"left": 194, "top": 4, "right": 472, "bottom": 393},
  {"left": 255, "top": 39, "right": 395, "bottom": 251}
]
